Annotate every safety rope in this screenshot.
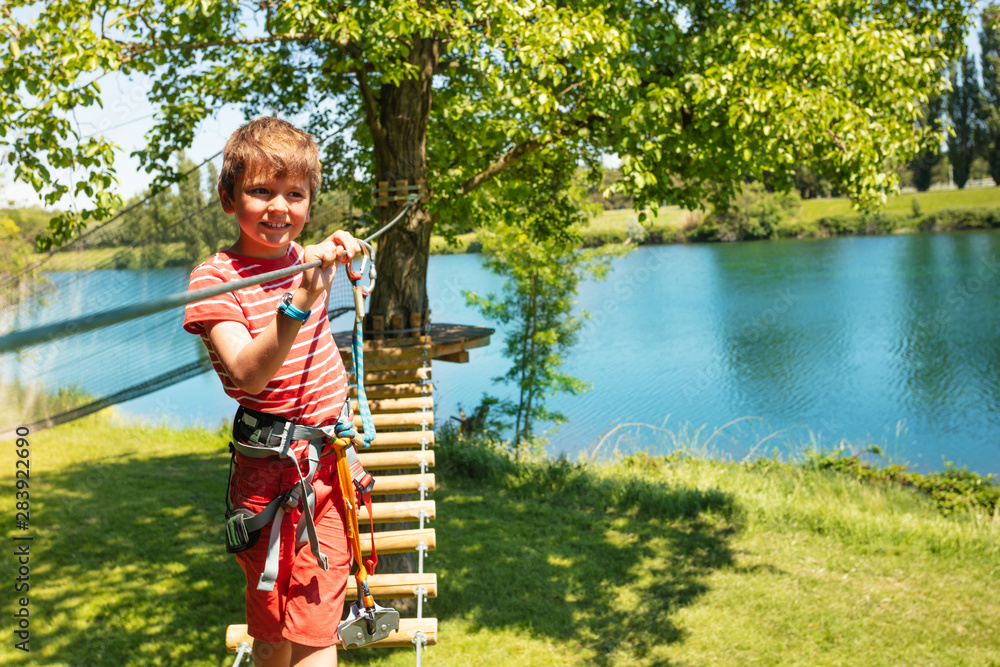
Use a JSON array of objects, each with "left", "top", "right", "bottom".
[
  {"left": 0, "top": 195, "right": 420, "bottom": 354},
  {"left": 346, "top": 238, "right": 379, "bottom": 448}
]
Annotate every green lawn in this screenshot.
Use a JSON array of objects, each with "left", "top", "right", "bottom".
[
  {"left": 796, "top": 187, "right": 1000, "bottom": 223},
  {"left": 1, "top": 414, "right": 997, "bottom": 666}
]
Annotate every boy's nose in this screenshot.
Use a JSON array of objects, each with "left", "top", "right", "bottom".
[{"left": 268, "top": 197, "right": 289, "bottom": 213}]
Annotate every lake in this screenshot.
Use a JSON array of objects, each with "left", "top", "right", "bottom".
[{"left": 7, "top": 231, "right": 1000, "bottom": 474}]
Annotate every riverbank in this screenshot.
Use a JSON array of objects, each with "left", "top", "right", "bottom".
[
  {"left": 1, "top": 413, "right": 996, "bottom": 665},
  {"left": 432, "top": 187, "right": 1000, "bottom": 253}
]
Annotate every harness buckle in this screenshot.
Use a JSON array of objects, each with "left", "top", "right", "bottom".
[{"left": 281, "top": 488, "right": 301, "bottom": 513}]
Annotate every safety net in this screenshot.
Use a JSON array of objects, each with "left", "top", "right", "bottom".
[{"left": 0, "top": 152, "right": 359, "bottom": 439}]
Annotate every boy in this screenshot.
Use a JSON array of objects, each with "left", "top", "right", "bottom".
[{"left": 183, "top": 116, "right": 361, "bottom": 667}]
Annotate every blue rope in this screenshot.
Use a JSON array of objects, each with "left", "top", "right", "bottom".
[{"left": 352, "top": 314, "right": 377, "bottom": 447}]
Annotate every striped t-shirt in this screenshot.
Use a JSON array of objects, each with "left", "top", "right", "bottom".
[{"left": 183, "top": 243, "right": 350, "bottom": 439}]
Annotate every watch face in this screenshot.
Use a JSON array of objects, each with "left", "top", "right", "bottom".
[{"left": 281, "top": 292, "right": 293, "bottom": 307}]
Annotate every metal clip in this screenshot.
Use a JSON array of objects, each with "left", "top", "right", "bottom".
[{"left": 338, "top": 601, "right": 400, "bottom": 648}]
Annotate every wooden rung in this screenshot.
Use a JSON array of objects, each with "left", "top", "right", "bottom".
[
  {"left": 226, "top": 618, "right": 438, "bottom": 652},
  {"left": 360, "top": 500, "right": 435, "bottom": 524},
  {"left": 352, "top": 367, "right": 431, "bottom": 385},
  {"left": 351, "top": 396, "right": 433, "bottom": 413},
  {"left": 358, "top": 450, "right": 435, "bottom": 470},
  {"left": 345, "top": 356, "right": 428, "bottom": 372},
  {"left": 370, "top": 473, "right": 435, "bottom": 495},
  {"left": 350, "top": 383, "right": 433, "bottom": 400},
  {"left": 362, "top": 572, "right": 437, "bottom": 600},
  {"left": 338, "top": 343, "right": 432, "bottom": 358},
  {"left": 367, "top": 430, "right": 435, "bottom": 449},
  {"left": 354, "top": 412, "right": 434, "bottom": 429},
  {"left": 365, "top": 528, "right": 435, "bottom": 555}
]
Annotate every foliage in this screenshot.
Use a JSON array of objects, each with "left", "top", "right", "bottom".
[
  {"left": 464, "top": 155, "right": 620, "bottom": 450},
  {"left": 0, "top": 0, "right": 973, "bottom": 285},
  {"left": 946, "top": 55, "right": 982, "bottom": 189},
  {"left": 697, "top": 182, "right": 800, "bottom": 241},
  {"left": 793, "top": 164, "right": 834, "bottom": 200},
  {"left": 911, "top": 94, "right": 945, "bottom": 191},
  {"left": 0, "top": 213, "right": 39, "bottom": 297},
  {"left": 85, "top": 155, "right": 232, "bottom": 266},
  {"left": 980, "top": 3, "right": 1000, "bottom": 185}
]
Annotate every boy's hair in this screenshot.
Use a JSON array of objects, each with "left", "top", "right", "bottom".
[{"left": 219, "top": 117, "right": 322, "bottom": 203}]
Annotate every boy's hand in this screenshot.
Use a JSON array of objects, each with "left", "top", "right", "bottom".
[
  {"left": 300, "top": 232, "right": 363, "bottom": 300},
  {"left": 331, "top": 230, "right": 362, "bottom": 264}
]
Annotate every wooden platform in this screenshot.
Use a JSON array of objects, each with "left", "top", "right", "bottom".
[{"left": 333, "top": 322, "right": 494, "bottom": 363}]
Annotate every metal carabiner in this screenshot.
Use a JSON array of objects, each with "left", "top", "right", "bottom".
[{"left": 347, "top": 239, "right": 377, "bottom": 298}]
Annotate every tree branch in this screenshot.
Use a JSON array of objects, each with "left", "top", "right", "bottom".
[
  {"left": 457, "top": 139, "right": 543, "bottom": 196},
  {"left": 457, "top": 112, "right": 601, "bottom": 197},
  {"left": 356, "top": 69, "right": 386, "bottom": 146}
]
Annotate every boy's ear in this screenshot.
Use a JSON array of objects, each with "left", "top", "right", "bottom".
[{"left": 218, "top": 182, "right": 235, "bottom": 214}]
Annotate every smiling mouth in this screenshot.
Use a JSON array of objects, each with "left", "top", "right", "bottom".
[{"left": 261, "top": 221, "right": 290, "bottom": 230}]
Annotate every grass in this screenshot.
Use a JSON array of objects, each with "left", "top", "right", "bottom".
[
  {"left": 1, "top": 414, "right": 998, "bottom": 666},
  {"left": 27, "top": 242, "right": 191, "bottom": 272},
  {"left": 796, "top": 187, "right": 1000, "bottom": 223}
]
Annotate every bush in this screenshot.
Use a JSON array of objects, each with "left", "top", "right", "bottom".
[
  {"left": 702, "top": 183, "right": 800, "bottom": 241},
  {"left": 579, "top": 226, "right": 628, "bottom": 247}
]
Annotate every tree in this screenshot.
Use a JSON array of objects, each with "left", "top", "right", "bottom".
[
  {"left": 1, "top": 0, "right": 971, "bottom": 320},
  {"left": 912, "top": 94, "right": 945, "bottom": 191},
  {"left": 793, "top": 164, "right": 833, "bottom": 199},
  {"left": 980, "top": 3, "right": 1000, "bottom": 185},
  {"left": 947, "top": 55, "right": 982, "bottom": 189},
  {"left": 464, "top": 154, "right": 617, "bottom": 450}
]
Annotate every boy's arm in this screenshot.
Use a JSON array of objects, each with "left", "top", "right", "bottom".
[{"left": 208, "top": 233, "right": 361, "bottom": 395}]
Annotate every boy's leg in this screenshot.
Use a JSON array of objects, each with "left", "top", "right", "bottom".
[
  {"left": 253, "top": 639, "right": 291, "bottom": 667},
  {"left": 290, "top": 642, "right": 338, "bottom": 666}
]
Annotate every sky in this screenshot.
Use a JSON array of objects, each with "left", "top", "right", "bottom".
[{"left": 0, "top": 8, "right": 988, "bottom": 211}]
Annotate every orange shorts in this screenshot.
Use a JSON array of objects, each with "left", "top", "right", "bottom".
[{"left": 229, "top": 450, "right": 353, "bottom": 647}]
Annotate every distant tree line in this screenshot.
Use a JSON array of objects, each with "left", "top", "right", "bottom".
[{"left": 910, "top": 4, "right": 1000, "bottom": 191}]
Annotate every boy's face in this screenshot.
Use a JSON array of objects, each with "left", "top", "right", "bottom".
[{"left": 220, "top": 170, "right": 311, "bottom": 258}]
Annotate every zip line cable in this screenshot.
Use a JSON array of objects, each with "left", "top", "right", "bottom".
[{"left": 0, "top": 195, "right": 419, "bottom": 355}]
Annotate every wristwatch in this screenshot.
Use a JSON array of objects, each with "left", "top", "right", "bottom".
[{"left": 277, "top": 292, "right": 311, "bottom": 322}]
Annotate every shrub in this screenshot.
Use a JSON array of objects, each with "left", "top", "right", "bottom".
[{"left": 702, "top": 183, "right": 800, "bottom": 241}]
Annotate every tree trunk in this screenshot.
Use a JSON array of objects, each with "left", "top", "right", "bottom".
[{"left": 366, "top": 37, "right": 438, "bottom": 324}]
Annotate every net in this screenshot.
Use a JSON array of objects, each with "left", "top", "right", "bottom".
[{"left": 0, "top": 152, "right": 359, "bottom": 438}]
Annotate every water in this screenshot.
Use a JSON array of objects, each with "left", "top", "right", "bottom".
[{"left": 9, "top": 231, "right": 1000, "bottom": 474}]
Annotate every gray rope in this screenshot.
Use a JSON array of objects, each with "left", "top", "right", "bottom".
[{"left": 0, "top": 195, "right": 419, "bottom": 354}]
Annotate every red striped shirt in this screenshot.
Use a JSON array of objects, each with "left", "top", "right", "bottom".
[{"left": 183, "top": 243, "right": 349, "bottom": 443}]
